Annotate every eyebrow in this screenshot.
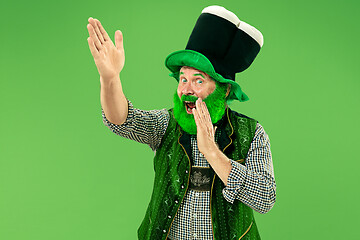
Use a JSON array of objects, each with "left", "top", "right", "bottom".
[
  {"left": 193, "top": 73, "right": 205, "bottom": 78},
  {"left": 179, "top": 72, "right": 205, "bottom": 79}
]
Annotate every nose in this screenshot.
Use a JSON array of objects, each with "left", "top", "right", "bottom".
[{"left": 182, "top": 82, "right": 194, "bottom": 95}]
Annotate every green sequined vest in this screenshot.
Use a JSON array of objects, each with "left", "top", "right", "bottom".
[{"left": 138, "top": 107, "right": 261, "bottom": 240}]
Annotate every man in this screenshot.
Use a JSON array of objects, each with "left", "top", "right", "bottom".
[{"left": 87, "top": 5, "right": 275, "bottom": 240}]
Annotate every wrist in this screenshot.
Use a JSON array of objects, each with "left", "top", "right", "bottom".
[
  {"left": 202, "top": 142, "right": 220, "bottom": 159},
  {"left": 100, "top": 75, "right": 120, "bottom": 85}
]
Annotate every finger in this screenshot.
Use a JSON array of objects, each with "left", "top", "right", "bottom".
[
  {"left": 197, "top": 99, "right": 211, "bottom": 127},
  {"left": 195, "top": 99, "right": 205, "bottom": 123},
  {"left": 199, "top": 100, "right": 214, "bottom": 136},
  {"left": 192, "top": 108, "right": 202, "bottom": 129},
  {"left": 199, "top": 99, "right": 207, "bottom": 118},
  {"left": 202, "top": 101, "right": 212, "bottom": 124},
  {"left": 96, "top": 19, "right": 110, "bottom": 42},
  {"left": 91, "top": 18, "right": 105, "bottom": 43},
  {"left": 87, "top": 23, "right": 102, "bottom": 51},
  {"left": 88, "top": 18, "right": 102, "bottom": 40},
  {"left": 192, "top": 108, "right": 199, "bottom": 125},
  {"left": 87, "top": 37, "right": 99, "bottom": 58},
  {"left": 115, "top": 30, "right": 124, "bottom": 51}
]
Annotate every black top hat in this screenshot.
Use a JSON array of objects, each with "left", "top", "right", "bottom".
[{"left": 165, "top": 5, "right": 263, "bottom": 102}]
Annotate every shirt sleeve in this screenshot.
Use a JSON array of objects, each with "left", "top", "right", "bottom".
[
  {"left": 102, "top": 99, "right": 170, "bottom": 151},
  {"left": 222, "top": 122, "right": 276, "bottom": 214}
]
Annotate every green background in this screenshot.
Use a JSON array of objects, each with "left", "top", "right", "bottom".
[{"left": 1, "top": 0, "right": 359, "bottom": 239}]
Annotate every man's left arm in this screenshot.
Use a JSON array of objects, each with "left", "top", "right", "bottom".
[
  {"left": 221, "top": 123, "right": 276, "bottom": 214},
  {"left": 193, "top": 98, "right": 276, "bottom": 214}
]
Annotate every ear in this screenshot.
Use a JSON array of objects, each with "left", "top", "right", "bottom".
[{"left": 225, "top": 84, "right": 231, "bottom": 97}]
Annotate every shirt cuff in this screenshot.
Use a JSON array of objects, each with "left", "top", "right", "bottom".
[
  {"left": 102, "top": 99, "right": 134, "bottom": 129},
  {"left": 222, "top": 159, "right": 247, "bottom": 204}
]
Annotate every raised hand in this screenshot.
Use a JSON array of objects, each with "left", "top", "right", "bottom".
[
  {"left": 192, "top": 98, "right": 218, "bottom": 156},
  {"left": 193, "top": 98, "right": 232, "bottom": 185},
  {"left": 87, "top": 17, "right": 125, "bottom": 81}
]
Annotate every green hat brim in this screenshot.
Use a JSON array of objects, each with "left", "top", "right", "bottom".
[{"left": 165, "top": 49, "right": 249, "bottom": 102}]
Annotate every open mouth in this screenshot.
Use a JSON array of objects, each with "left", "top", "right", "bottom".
[{"left": 184, "top": 101, "right": 196, "bottom": 114}]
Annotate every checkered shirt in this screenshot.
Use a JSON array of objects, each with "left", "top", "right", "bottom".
[{"left": 102, "top": 100, "right": 276, "bottom": 240}]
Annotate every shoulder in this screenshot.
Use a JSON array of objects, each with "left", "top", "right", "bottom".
[
  {"left": 227, "top": 108, "right": 271, "bottom": 144},
  {"left": 228, "top": 108, "right": 257, "bottom": 122},
  {"left": 227, "top": 108, "right": 258, "bottom": 137},
  {"left": 164, "top": 108, "right": 178, "bottom": 129}
]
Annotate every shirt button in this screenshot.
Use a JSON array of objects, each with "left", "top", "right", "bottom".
[
  {"left": 175, "top": 200, "right": 179, "bottom": 204},
  {"left": 195, "top": 192, "right": 199, "bottom": 197},
  {"left": 163, "top": 229, "right": 167, "bottom": 233},
  {"left": 185, "top": 170, "right": 189, "bottom": 174},
  {"left": 193, "top": 213, "right": 197, "bottom": 218},
  {"left": 168, "top": 215, "right": 171, "bottom": 219},
  {"left": 181, "top": 185, "right": 185, "bottom": 189},
  {"left": 193, "top": 233, "right": 197, "bottom": 237}
]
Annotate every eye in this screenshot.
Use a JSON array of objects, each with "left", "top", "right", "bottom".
[
  {"left": 196, "top": 79, "right": 203, "bottom": 84},
  {"left": 181, "top": 78, "right": 187, "bottom": 83}
]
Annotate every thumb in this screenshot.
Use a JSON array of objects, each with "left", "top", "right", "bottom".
[{"left": 115, "top": 30, "right": 124, "bottom": 51}]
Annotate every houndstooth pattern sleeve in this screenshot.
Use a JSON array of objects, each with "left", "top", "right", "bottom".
[
  {"left": 102, "top": 99, "right": 170, "bottom": 151},
  {"left": 222, "top": 123, "right": 276, "bottom": 214}
]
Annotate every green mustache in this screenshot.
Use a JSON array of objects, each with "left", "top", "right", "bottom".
[{"left": 181, "top": 95, "right": 198, "bottom": 102}]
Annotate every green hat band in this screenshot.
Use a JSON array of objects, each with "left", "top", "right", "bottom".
[{"left": 165, "top": 49, "right": 249, "bottom": 102}]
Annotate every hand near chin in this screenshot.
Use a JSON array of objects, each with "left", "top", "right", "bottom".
[{"left": 192, "top": 98, "right": 218, "bottom": 156}]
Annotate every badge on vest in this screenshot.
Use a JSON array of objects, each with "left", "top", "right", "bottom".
[{"left": 189, "top": 166, "right": 215, "bottom": 191}]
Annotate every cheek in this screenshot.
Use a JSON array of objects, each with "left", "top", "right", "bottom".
[
  {"left": 177, "top": 86, "right": 182, "bottom": 99},
  {"left": 194, "top": 89, "right": 206, "bottom": 99},
  {"left": 204, "top": 86, "right": 216, "bottom": 98},
  {"left": 196, "top": 85, "right": 215, "bottom": 99},
  {"left": 208, "top": 83, "right": 216, "bottom": 94}
]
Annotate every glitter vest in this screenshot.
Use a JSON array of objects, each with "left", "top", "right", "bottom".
[{"left": 137, "top": 107, "right": 261, "bottom": 240}]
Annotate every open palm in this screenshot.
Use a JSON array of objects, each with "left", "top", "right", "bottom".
[{"left": 87, "top": 17, "right": 125, "bottom": 80}]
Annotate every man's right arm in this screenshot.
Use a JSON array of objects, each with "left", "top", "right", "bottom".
[
  {"left": 87, "top": 17, "right": 169, "bottom": 150},
  {"left": 100, "top": 75, "right": 128, "bottom": 125},
  {"left": 102, "top": 99, "right": 169, "bottom": 151},
  {"left": 87, "top": 17, "right": 127, "bottom": 124}
]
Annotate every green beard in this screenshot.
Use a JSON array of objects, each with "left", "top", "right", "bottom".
[{"left": 173, "top": 83, "right": 228, "bottom": 134}]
